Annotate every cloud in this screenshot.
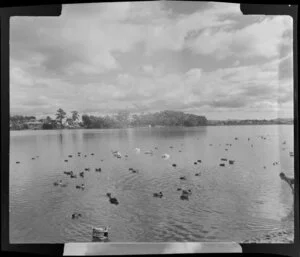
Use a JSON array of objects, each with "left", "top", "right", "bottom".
[
  {"left": 188, "top": 16, "right": 292, "bottom": 60},
  {"left": 9, "top": 2, "right": 293, "bottom": 119}
]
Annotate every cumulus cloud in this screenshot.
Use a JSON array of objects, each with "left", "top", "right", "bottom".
[{"left": 9, "top": 1, "right": 293, "bottom": 119}]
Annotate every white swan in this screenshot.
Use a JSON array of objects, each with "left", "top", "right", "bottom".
[
  {"left": 162, "top": 153, "right": 170, "bottom": 159},
  {"left": 135, "top": 148, "right": 141, "bottom": 153}
]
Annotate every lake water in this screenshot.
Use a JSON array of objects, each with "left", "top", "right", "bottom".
[{"left": 9, "top": 125, "right": 294, "bottom": 243}]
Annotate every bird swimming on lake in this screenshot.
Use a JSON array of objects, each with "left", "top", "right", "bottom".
[
  {"left": 79, "top": 172, "right": 84, "bottom": 177},
  {"left": 162, "top": 154, "right": 170, "bottom": 159},
  {"left": 54, "top": 180, "right": 63, "bottom": 186},
  {"left": 180, "top": 176, "right": 186, "bottom": 180},
  {"left": 153, "top": 192, "right": 163, "bottom": 198},
  {"left": 113, "top": 151, "right": 122, "bottom": 158},
  {"left": 76, "top": 184, "right": 85, "bottom": 190},
  {"left": 144, "top": 150, "right": 153, "bottom": 155},
  {"left": 172, "top": 164, "right": 177, "bottom": 167},
  {"left": 71, "top": 213, "right": 82, "bottom": 219},
  {"left": 180, "top": 189, "right": 192, "bottom": 200},
  {"left": 180, "top": 193, "right": 189, "bottom": 200},
  {"left": 106, "top": 193, "right": 119, "bottom": 205}
]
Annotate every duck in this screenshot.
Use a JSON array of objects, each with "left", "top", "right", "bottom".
[
  {"left": 64, "top": 160, "right": 68, "bottom": 162},
  {"left": 177, "top": 188, "right": 182, "bottom": 191},
  {"left": 179, "top": 176, "right": 186, "bottom": 180},
  {"left": 180, "top": 194, "right": 189, "bottom": 200},
  {"left": 219, "top": 163, "right": 225, "bottom": 167},
  {"left": 91, "top": 153, "right": 94, "bottom": 155},
  {"left": 194, "top": 162, "right": 197, "bottom": 165},
  {"left": 84, "top": 168, "right": 90, "bottom": 171},
  {"left": 144, "top": 150, "right": 153, "bottom": 155},
  {"left": 172, "top": 164, "right": 177, "bottom": 167},
  {"left": 53, "top": 180, "right": 63, "bottom": 186},
  {"left": 95, "top": 168, "right": 101, "bottom": 172},
  {"left": 131, "top": 169, "right": 138, "bottom": 173},
  {"left": 71, "top": 213, "right": 82, "bottom": 219},
  {"left": 79, "top": 172, "right": 84, "bottom": 177},
  {"left": 76, "top": 184, "right": 85, "bottom": 190},
  {"left": 16, "top": 161, "right": 20, "bottom": 164},
  {"left": 32, "top": 157, "right": 35, "bottom": 160},
  {"left": 162, "top": 154, "right": 170, "bottom": 159},
  {"left": 153, "top": 192, "right": 163, "bottom": 198},
  {"left": 68, "top": 155, "right": 72, "bottom": 158},
  {"left": 221, "top": 158, "right": 227, "bottom": 161},
  {"left": 182, "top": 189, "right": 192, "bottom": 195},
  {"left": 195, "top": 173, "right": 200, "bottom": 176},
  {"left": 229, "top": 160, "right": 235, "bottom": 165},
  {"left": 197, "top": 160, "right": 202, "bottom": 163},
  {"left": 106, "top": 193, "right": 119, "bottom": 205},
  {"left": 70, "top": 174, "right": 77, "bottom": 178},
  {"left": 180, "top": 190, "right": 191, "bottom": 200},
  {"left": 113, "top": 151, "right": 122, "bottom": 158}
]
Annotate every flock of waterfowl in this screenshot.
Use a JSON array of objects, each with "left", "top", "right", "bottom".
[{"left": 14, "top": 134, "right": 294, "bottom": 220}]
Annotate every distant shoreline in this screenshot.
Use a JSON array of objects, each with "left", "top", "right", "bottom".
[{"left": 9, "top": 123, "right": 294, "bottom": 131}]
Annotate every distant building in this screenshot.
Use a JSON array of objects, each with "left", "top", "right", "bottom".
[{"left": 26, "top": 121, "right": 43, "bottom": 130}]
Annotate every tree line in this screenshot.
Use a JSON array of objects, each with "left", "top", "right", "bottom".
[{"left": 10, "top": 109, "right": 207, "bottom": 130}]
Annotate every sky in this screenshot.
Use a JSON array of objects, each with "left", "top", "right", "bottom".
[{"left": 10, "top": 1, "right": 293, "bottom": 120}]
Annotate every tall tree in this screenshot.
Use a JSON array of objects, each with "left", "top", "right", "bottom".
[
  {"left": 116, "top": 110, "right": 130, "bottom": 127},
  {"left": 56, "top": 108, "right": 66, "bottom": 128},
  {"left": 46, "top": 116, "right": 52, "bottom": 123},
  {"left": 71, "top": 111, "right": 79, "bottom": 122}
]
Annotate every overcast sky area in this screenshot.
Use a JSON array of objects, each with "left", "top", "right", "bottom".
[{"left": 10, "top": 1, "right": 293, "bottom": 120}]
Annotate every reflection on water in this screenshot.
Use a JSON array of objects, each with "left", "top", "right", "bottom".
[{"left": 10, "top": 125, "right": 294, "bottom": 243}]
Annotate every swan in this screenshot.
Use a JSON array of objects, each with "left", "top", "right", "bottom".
[
  {"left": 135, "top": 148, "right": 141, "bottom": 153},
  {"left": 162, "top": 154, "right": 170, "bottom": 159}
]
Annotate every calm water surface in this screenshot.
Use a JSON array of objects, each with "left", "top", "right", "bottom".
[{"left": 10, "top": 125, "right": 294, "bottom": 243}]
